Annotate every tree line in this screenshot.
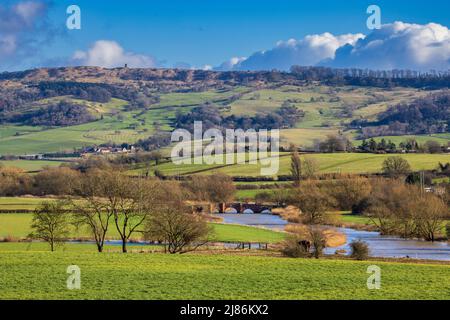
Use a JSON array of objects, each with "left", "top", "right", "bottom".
[
  {"left": 26, "top": 169, "right": 236, "bottom": 253},
  {"left": 352, "top": 92, "right": 450, "bottom": 138},
  {"left": 175, "top": 102, "right": 304, "bottom": 132},
  {"left": 4, "top": 100, "right": 95, "bottom": 126},
  {"left": 287, "top": 153, "right": 450, "bottom": 242}
]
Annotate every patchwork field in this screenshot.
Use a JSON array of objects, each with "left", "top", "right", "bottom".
[
  {"left": 1, "top": 85, "right": 446, "bottom": 156},
  {"left": 366, "top": 134, "right": 450, "bottom": 146},
  {"left": 135, "top": 153, "right": 450, "bottom": 177},
  {"left": 0, "top": 247, "right": 448, "bottom": 299}
]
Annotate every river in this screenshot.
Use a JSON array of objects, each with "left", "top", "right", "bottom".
[{"left": 217, "top": 213, "right": 450, "bottom": 261}]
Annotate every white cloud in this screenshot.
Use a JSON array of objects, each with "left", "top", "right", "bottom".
[
  {"left": 215, "top": 56, "right": 247, "bottom": 71},
  {"left": 72, "top": 40, "right": 157, "bottom": 68},
  {"left": 0, "top": 34, "right": 17, "bottom": 56},
  {"left": 328, "top": 22, "right": 450, "bottom": 71},
  {"left": 218, "top": 22, "right": 450, "bottom": 72},
  {"left": 218, "top": 33, "right": 364, "bottom": 71},
  {"left": 13, "top": 1, "right": 46, "bottom": 25}
]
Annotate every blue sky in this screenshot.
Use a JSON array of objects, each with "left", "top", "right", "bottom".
[{"left": 2, "top": 0, "right": 450, "bottom": 71}]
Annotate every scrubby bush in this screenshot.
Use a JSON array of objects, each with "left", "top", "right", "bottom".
[
  {"left": 33, "top": 167, "right": 81, "bottom": 196},
  {"left": 326, "top": 177, "right": 372, "bottom": 211},
  {"left": 0, "top": 167, "right": 32, "bottom": 196},
  {"left": 350, "top": 240, "right": 370, "bottom": 260},
  {"left": 288, "top": 181, "right": 333, "bottom": 224},
  {"left": 352, "top": 197, "right": 374, "bottom": 215},
  {"left": 310, "top": 228, "right": 326, "bottom": 259},
  {"left": 280, "top": 235, "right": 309, "bottom": 258}
]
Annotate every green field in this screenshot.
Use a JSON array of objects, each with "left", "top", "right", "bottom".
[
  {"left": 139, "top": 153, "right": 450, "bottom": 177},
  {"left": 362, "top": 134, "right": 450, "bottom": 146},
  {"left": 334, "top": 211, "right": 373, "bottom": 225},
  {"left": 236, "top": 189, "right": 278, "bottom": 200},
  {"left": 0, "top": 160, "right": 65, "bottom": 172},
  {"left": 0, "top": 197, "right": 57, "bottom": 211},
  {"left": 211, "top": 223, "right": 285, "bottom": 243},
  {"left": 0, "top": 211, "right": 285, "bottom": 244},
  {"left": 0, "top": 246, "right": 448, "bottom": 299}
]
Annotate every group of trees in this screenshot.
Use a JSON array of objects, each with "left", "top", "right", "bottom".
[
  {"left": 290, "top": 66, "right": 450, "bottom": 89},
  {"left": 284, "top": 173, "right": 449, "bottom": 241},
  {"left": 0, "top": 163, "right": 241, "bottom": 200},
  {"left": 28, "top": 169, "right": 215, "bottom": 253},
  {"left": 286, "top": 153, "right": 449, "bottom": 241},
  {"left": 6, "top": 101, "right": 95, "bottom": 126},
  {"left": 314, "top": 134, "right": 353, "bottom": 153},
  {"left": 175, "top": 103, "right": 304, "bottom": 132},
  {"left": 354, "top": 92, "right": 450, "bottom": 138},
  {"left": 359, "top": 138, "right": 447, "bottom": 154},
  {"left": 11, "top": 164, "right": 239, "bottom": 253},
  {"left": 0, "top": 166, "right": 81, "bottom": 197},
  {"left": 366, "top": 180, "right": 448, "bottom": 241}
]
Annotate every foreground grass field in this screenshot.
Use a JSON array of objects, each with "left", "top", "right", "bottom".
[{"left": 0, "top": 246, "right": 448, "bottom": 299}]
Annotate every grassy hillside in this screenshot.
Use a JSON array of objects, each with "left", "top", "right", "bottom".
[
  {"left": 2, "top": 80, "right": 447, "bottom": 156},
  {"left": 0, "top": 246, "right": 448, "bottom": 299},
  {"left": 0, "top": 87, "right": 250, "bottom": 156}
]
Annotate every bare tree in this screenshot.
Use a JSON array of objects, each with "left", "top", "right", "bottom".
[
  {"left": 289, "top": 181, "right": 332, "bottom": 224},
  {"left": 318, "top": 134, "right": 351, "bottom": 153},
  {"left": 144, "top": 201, "right": 211, "bottom": 254},
  {"left": 326, "top": 176, "right": 372, "bottom": 211},
  {"left": 71, "top": 170, "right": 114, "bottom": 252},
  {"left": 302, "top": 157, "right": 319, "bottom": 179},
  {"left": 424, "top": 140, "right": 442, "bottom": 154},
  {"left": 413, "top": 194, "right": 449, "bottom": 242},
  {"left": 149, "top": 150, "right": 163, "bottom": 165},
  {"left": 28, "top": 200, "right": 71, "bottom": 251},
  {"left": 290, "top": 151, "right": 302, "bottom": 186},
  {"left": 309, "top": 227, "right": 326, "bottom": 259},
  {"left": 79, "top": 169, "right": 161, "bottom": 253},
  {"left": 110, "top": 173, "right": 160, "bottom": 253},
  {"left": 185, "top": 173, "right": 235, "bottom": 204},
  {"left": 367, "top": 179, "right": 415, "bottom": 237},
  {"left": 382, "top": 156, "right": 411, "bottom": 177}
]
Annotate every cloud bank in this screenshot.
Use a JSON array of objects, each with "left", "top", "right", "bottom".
[
  {"left": 72, "top": 40, "right": 157, "bottom": 68},
  {"left": 218, "top": 33, "right": 364, "bottom": 71},
  {"left": 328, "top": 22, "right": 450, "bottom": 71},
  {"left": 219, "top": 22, "right": 450, "bottom": 72}
]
